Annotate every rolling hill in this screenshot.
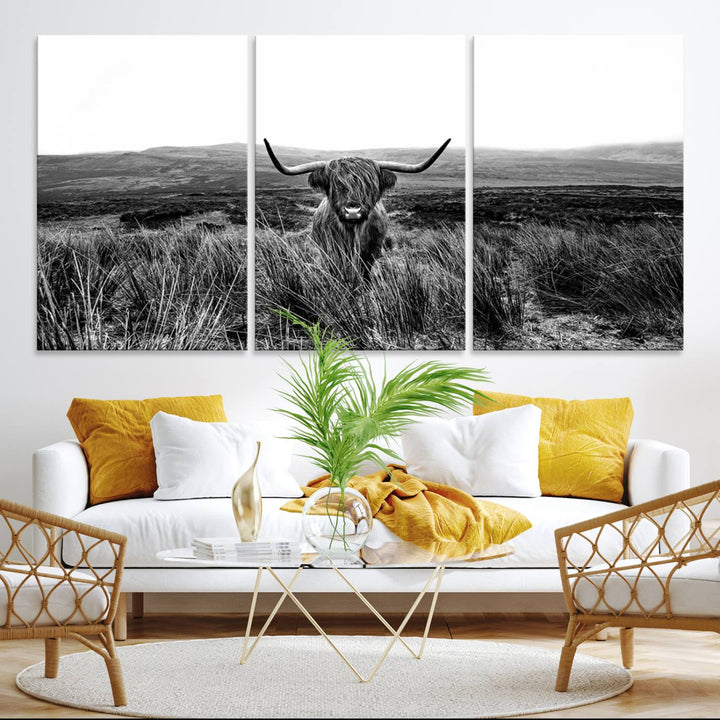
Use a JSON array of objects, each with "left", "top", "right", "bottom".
[
  {"left": 37, "top": 140, "right": 683, "bottom": 201},
  {"left": 37, "top": 143, "right": 248, "bottom": 199}
]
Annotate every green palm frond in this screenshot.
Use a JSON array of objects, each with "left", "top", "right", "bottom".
[{"left": 273, "top": 309, "right": 492, "bottom": 489}]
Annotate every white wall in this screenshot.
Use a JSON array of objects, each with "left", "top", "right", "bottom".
[{"left": 1, "top": 0, "right": 719, "bottom": 514}]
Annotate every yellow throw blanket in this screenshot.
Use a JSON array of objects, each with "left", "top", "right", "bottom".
[{"left": 281, "top": 465, "right": 532, "bottom": 559}]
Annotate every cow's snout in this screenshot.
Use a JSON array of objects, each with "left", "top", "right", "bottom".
[{"left": 342, "top": 205, "right": 365, "bottom": 223}]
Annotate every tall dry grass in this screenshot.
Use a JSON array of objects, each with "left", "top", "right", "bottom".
[
  {"left": 37, "top": 222, "right": 247, "bottom": 350},
  {"left": 473, "top": 227, "right": 526, "bottom": 340},
  {"left": 473, "top": 219, "right": 683, "bottom": 346},
  {"left": 521, "top": 221, "right": 683, "bottom": 335},
  {"left": 255, "top": 220, "right": 465, "bottom": 350}
]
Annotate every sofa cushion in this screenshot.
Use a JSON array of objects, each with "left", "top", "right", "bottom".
[
  {"left": 473, "top": 392, "right": 633, "bottom": 502},
  {"left": 67, "top": 395, "right": 228, "bottom": 505},
  {"left": 473, "top": 496, "right": 630, "bottom": 568},
  {"left": 573, "top": 557, "right": 720, "bottom": 617},
  {"left": 65, "top": 498, "right": 304, "bottom": 568},
  {"left": 65, "top": 495, "right": 626, "bottom": 569},
  {"left": 0, "top": 566, "right": 110, "bottom": 626}
]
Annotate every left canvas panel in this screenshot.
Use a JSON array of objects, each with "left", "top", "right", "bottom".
[{"left": 37, "top": 36, "right": 248, "bottom": 351}]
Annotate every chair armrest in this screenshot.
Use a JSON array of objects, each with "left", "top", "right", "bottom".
[
  {"left": 1, "top": 498, "right": 126, "bottom": 547},
  {"left": 556, "top": 478, "right": 720, "bottom": 541},
  {"left": 625, "top": 438, "right": 689, "bottom": 506},
  {"left": 33, "top": 440, "right": 89, "bottom": 519}
]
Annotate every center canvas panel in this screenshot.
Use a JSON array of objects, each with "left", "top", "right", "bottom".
[{"left": 255, "top": 35, "right": 465, "bottom": 351}]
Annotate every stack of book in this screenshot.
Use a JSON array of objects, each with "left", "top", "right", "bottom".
[{"left": 191, "top": 537, "right": 301, "bottom": 564}]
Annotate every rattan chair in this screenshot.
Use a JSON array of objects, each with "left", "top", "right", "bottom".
[
  {"left": 0, "top": 498, "right": 127, "bottom": 706},
  {"left": 554, "top": 479, "right": 720, "bottom": 691}
]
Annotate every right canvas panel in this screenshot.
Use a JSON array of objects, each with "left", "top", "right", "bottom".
[{"left": 473, "top": 36, "right": 683, "bottom": 350}]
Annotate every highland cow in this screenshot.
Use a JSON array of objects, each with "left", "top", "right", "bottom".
[{"left": 263, "top": 138, "right": 451, "bottom": 280}]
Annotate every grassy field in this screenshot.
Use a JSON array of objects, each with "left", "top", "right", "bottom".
[
  {"left": 254, "top": 142, "right": 467, "bottom": 350},
  {"left": 37, "top": 217, "right": 247, "bottom": 351},
  {"left": 255, "top": 220, "right": 464, "bottom": 351},
  {"left": 254, "top": 170, "right": 466, "bottom": 351},
  {"left": 473, "top": 186, "right": 683, "bottom": 350},
  {"left": 37, "top": 144, "right": 247, "bottom": 351},
  {"left": 37, "top": 141, "right": 682, "bottom": 352}
]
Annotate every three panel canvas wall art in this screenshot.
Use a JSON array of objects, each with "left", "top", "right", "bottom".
[{"left": 36, "top": 35, "right": 683, "bottom": 352}]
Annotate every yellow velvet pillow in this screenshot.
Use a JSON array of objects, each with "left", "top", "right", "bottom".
[
  {"left": 67, "top": 395, "right": 228, "bottom": 505},
  {"left": 473, "top": 392, "right": 633, "bottom": 502}
]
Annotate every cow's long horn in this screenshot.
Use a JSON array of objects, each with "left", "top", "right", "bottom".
[
  {"left": 264, "top": 139, "right": 327, "bottom": 175},
  {"left": 377, "top": 138, "right": 452, "bottom": 173}
]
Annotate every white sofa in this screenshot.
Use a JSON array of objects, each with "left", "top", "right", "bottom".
[{"left": 33, "top": 437, "right": 689, "bottom": 636}]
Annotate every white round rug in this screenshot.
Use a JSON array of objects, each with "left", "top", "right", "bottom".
[{"left": 16, "top": 636, "right": 632, "bottom": 718}]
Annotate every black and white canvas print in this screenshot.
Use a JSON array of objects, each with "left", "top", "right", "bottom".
[
  {"left": 255, "top": 36, "right": 465, "bottom": 351},
  {"left": 473, "top": 36, "right": 683, "bottom": 350},
  {"left": 37, "top": 36, "right": 248, "bottom": 351}
]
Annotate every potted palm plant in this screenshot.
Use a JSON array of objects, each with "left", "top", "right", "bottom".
[{"left": 274, "top": 310, "right": 491, "bottom": 560}]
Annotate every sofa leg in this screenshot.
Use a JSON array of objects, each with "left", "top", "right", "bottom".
[
  {"left": 620, "top": 627, "right": 634, "bottom": 668},
  {"left": 44, "top": 637, "right": 60, "bottom": 678},
  {"left": 132, "top": 592, "right": 144, "bottom": 619},
  {"left": 114, "top": 593, "right": 128, "bottom": 641}
]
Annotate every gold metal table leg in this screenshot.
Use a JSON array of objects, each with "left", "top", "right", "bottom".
[
  {"left": 239, "top": 562, "right": 448, "bottom": 682},
  {"left": 240, "top": 566, "right": 264, "bottom": 663},
  {"left": 265, "top": 566, "right": 368, "bottom": 682},
  {"left": 418, "top": 565, "right": 444, "bottom": 659},
  {"left": 327, "top": 560, "right": 446, "bottom": 660},
  {"left": 361, "top": 564, "right": 445, "bottom": 681},
  {"left": 241, "top": 565, "right": 303, "bottom": 664}
]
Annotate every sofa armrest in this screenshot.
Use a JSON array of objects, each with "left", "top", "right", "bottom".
[
  {"left": 625, "top": 438, "right": 690, "bottom": 506},
  {"left": 33, "top": 440, "right": 89, "bottom": 519}
]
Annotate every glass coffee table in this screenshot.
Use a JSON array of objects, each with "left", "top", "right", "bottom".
[{"left": 158, "top": 540, "right": 512, "bottom": 683}]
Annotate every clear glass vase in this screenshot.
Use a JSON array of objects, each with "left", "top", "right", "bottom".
[
  {"left": 301, "top": 486, "right": 372, "bottom": 561},
  {"left": 232, "top": 441, "right": 262, "bottom": 542}
]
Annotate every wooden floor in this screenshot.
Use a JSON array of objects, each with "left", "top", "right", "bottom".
[{"left": 1, "top": 611, "right": 719, "bottom": 718}]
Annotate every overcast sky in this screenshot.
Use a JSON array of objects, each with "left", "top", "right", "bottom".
[
  {"left": 38, "top": 35, "right": 682, "bottom": 155},
  {"left": 257, "top": 36, "right": 465, "bottom": 151},
  {"left": 475, "top": 35, "right": 683, "bottom": 149},
  {"left": 39, "top": 36, "right": 247, "bottom": 155}
]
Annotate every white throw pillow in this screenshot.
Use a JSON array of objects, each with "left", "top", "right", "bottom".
[
  {"left": 150, "top": 412, "right": 302, "bottom": 499},
  {"left": 401, "top": 405, "right": 542, "bottom": 497}
]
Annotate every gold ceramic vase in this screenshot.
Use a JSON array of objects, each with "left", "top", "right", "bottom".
[{"left": 232, "top": 441, "right": 262, "bottom": 542}]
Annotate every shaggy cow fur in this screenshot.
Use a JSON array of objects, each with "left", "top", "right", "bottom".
[{"left": 307, "top": 157, "right": 397, "bottom": 279}]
